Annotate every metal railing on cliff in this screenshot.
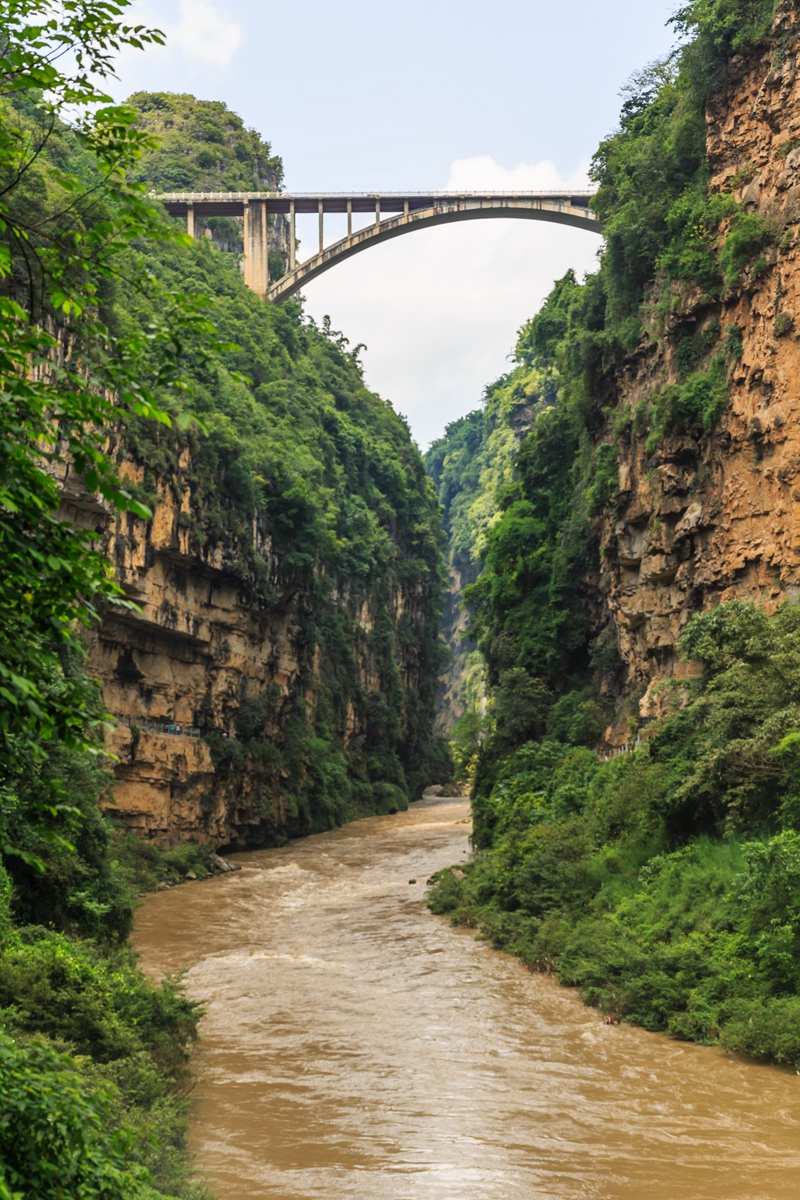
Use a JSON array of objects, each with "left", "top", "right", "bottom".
[{"left": 113, "top": 715, "right": 237, "bottom": 740}]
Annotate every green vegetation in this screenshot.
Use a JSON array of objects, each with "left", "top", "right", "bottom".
[
  {"left": 429, "top": 0, "right": 800, "bottom": 1069},
  {"left": 119, "top": 148, "right": 444, "bottom": 829},
  {"left": 0, "top": 852, "right": 210, "bottom": 1200},
  {"left": 128, "top": 92, "right": 284, "bottom": 263},
  {"left": 129, "top": 92, "right": 283, "bottom": 193},
  {"left": 425, "top": 356, "right": 557, "bottom": 735},
  {"left": 0, "top": 3, "right": 444, "bottom": 1195},
  {"left": 0, "top": 1, "right": 228, "bottom": 844},
  {"left": 431, "top": 601, "right": 800, "bottom": 1066}
]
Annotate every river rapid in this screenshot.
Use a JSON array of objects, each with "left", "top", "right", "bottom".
[{"left": 133, "top": 795, "right": 800, "bottom": 1200}]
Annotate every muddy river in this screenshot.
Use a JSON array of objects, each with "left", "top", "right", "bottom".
[{"left": 133, "top": 795, "right": 800, "bottom": 1199}]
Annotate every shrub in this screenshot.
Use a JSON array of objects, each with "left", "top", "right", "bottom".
[
  {"left": 648, "top": 354, "right": 729, "bottom": 446},
  {"left": 719, "top": 211, "right": 773, "bottom": 286},
  {"left": 0, "top": 1033, "right": 146, "bottom": 1200}
]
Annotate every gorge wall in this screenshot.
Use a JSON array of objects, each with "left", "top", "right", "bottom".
[
  {"left": 602, "top": 4, "right": 800, "bottom": 722},
  {"left": 425, "top": 1, "right": 800, "bottom": 1074},
  {"left": 68, "top": 96, "right": 444, "bottom": 848},
  {"left": 426, "top": 377, "right": 543, "bottom": 734},
  {"left": 431, "top": 4, "right": 800, "bottom": 747},
  {"left": 75, "top": 438, "right": 438, "bottom": 848}
]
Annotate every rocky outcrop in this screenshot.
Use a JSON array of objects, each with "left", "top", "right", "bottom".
[
  {"left": 57, "top": 458, "right": 294, "bottom": 844},
  {"left": 61, "top": 448, "right": 432, "bottom": 847},
  {"left": 599, "top": 5, "right": 800, "bottom": 728}
]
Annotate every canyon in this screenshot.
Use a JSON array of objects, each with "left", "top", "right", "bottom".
[{"left": 60, "top": 9, "right": 800, "bottom": 832}]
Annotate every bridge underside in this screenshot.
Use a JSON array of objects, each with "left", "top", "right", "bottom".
[{"left": 156, "top": 191, "right": 603, "bottom": 301}]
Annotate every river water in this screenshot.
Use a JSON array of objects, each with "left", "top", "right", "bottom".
[{"left": 133, "top": 795, "right": 800, "bottom": 1200}]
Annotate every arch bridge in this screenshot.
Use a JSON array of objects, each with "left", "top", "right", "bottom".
[{"left": 156, "top": 191, "right": 602, "bottom": 303}]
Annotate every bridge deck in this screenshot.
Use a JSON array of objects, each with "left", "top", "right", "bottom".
[{"left": 154, "top": 190, "right": 595, "bottom": 216}]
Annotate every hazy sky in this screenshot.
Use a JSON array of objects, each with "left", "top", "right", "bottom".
[{"left": 116, "top": 0, "right": 677, "bottom": 447}]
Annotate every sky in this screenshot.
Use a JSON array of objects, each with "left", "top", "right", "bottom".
[{"left": 115, "top": 0, "right": 677, "bottom": 448}]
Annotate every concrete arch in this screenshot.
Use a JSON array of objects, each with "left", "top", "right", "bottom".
[
  {"left": 156, "top": 192, "right": 603, "bottom": 302},
  {"left": 267, "top": 196, "right": 603, "bottom": 303}
]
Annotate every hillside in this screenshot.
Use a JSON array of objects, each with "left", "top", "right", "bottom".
[
  {"left": 425, "top": 370, "right": 539, "bottom": 733},
  {"left": 127, "top": 93, "right": 289, "bottom": 273},
  {"left": 73, "top": 94, "right": 446, "bottom": 847},
  {"left": 429, "top": 0, "right": 800, "bottom": 1069}
]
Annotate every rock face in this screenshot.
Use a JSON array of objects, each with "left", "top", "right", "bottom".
[
  {"left": 599, "top": 6, "right": 800, "bottom": 726},
  {"left": 63, "top": 458, "right": 301, "bottom": 845},
  {"left": 67, "top": 445, "right": 435, "bottom": 848}
]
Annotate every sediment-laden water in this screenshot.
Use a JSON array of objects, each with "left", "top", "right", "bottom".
[{"left": 134, "top": 795, "right": 800, "bottom": 1200}]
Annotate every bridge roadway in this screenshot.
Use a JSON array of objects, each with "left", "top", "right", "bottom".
[{"left": 155, "top": 191, "right": 603, "bottom": 302}]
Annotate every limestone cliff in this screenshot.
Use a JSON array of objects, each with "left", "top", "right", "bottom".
[
  {"left": 64, "top": 230, "right": 443, "bottom": 847},
  {"left": 81, "top": 454, "right": 298, "bottom": 846},
  {"left": 74, "top": 437, "right": 440, "bottom": 847},
  {"left": 598, "top": 4, "right": 800, "bottom": 728},
  {"left": 426, "top": 379, "right": 544, "bottom": 734}
]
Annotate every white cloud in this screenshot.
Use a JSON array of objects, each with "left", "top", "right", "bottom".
[
  {"left": 116, "top": 0, "right": 241, "bottom": 80},
  {"left": 172, "top": 0, "right": 241, "bottom": 68},
  {"left": 298, "top": 156, "right": 602, "bottom": 448},
  {"left": 445, "top": 154, "right": 591, "bottom": 192}
]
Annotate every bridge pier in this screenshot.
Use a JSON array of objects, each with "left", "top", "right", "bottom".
[
  {"left": 186, "top": 202, "right": 195, "bottom": 238},
  {"left": 289, "top": 200, "right": 296, "bottom": 270},
  {"left": 243, "top": 199, "right": 269, "bottom": 298}
]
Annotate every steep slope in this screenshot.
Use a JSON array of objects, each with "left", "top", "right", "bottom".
[
  {"left": 597, "top": 3, "right": 800, "bottom": 724},
  {"left": 453, "top": 1, "right": 800, "bottom": 744},
  {"left": 74, "top": 96, "right": 444, "bottom": 846},
  {"left": 425, "top": 356, "right": 559, "bottom": 733},
  {"left": 129, "top": 92, "right": 290, "bottom": 272},
  {"left": 429, "top": 0, "right": 800, "bottom": 1068}
]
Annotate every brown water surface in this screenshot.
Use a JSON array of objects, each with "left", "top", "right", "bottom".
[{"left": 133, "top": 795, "right": 800, "bottom": 1200}]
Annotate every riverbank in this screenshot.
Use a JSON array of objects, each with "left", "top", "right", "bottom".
[
  {"left": 133, "top": 794, "right": 800, "bottom": 1200},
  {"left": 426, "top": 606, "right": 800, "bottom": 1070}
]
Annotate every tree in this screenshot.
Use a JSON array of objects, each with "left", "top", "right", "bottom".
[{"left": 0, "top": 1, "right": 230, "bottom": 849}]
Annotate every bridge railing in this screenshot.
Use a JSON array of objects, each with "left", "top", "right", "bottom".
[{"left": 153, "top": 189, "right": 596, "bottom": 200}]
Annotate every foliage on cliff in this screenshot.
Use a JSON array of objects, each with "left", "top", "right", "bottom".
[
  {"left": 115, "top": 211, "right": 444, "bottom": 827},
  {"left": 455, "top": 0, "right": 791, "bottom": 718},
  {"left": 434, "top": 0, "right": 793, "bottom": 748},
  {"left": 429, "top": 0, "right": 800, "bottom": 1068},
  {"left": 128, "top": 92, "right": 285, "bottom": 266},
  {"left": 129, "top": 92, "right": 283, "bottom": 193},
  {"left": 425, "top": 364, "right": 546, "bottom": 734},
  {"left": 0, "top": 1, "right": 233, "bottom": 842},
  {"left": 427, "top": 272, "right": 609, "bottom": 766}
]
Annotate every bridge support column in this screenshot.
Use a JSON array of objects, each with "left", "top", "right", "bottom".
[
  {"left": 289, "top": 200, "right": 296, "bottom": 271},
  {"left": 318, "top": 199, "right": 324, "bottom": 254},
  {"left": 375, "top": 197, "right": 380, "bottom": 229},
  {"left": 243, "top": 199, "right": 269, "bottom": 298},
  {"left": 347, "top": 199, "right": 352, "bottom": 240},
  {"left": 403, "top": 200, "right": 409, "bottom": 223},
  {"left": 186, "top": 203, "right": 195, "bottom": 238}
]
